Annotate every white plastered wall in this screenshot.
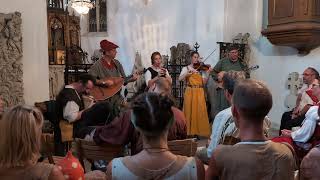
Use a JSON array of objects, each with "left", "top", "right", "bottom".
[{"left": 1, "top": 0, "right": 50, "bottom": 105}]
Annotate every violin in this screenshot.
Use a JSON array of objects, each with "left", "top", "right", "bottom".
[{"left": 193, "top": 62, "right": 211, "bottom": 71}]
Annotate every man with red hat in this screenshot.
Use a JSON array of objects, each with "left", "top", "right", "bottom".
[
  {"left": 90, "top": 39, "right": 126, "bottom": 82},
  {"left": 89, "top": 39, "right": 137, "bottom": 115}
]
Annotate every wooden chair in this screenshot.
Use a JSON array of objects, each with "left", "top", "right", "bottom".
[
  {"left": 72, "top": 138, "right": 125, "bottom": 172},
  {"left": 168, "top": 139, "right": 198, "bottom": 157},
  {"left": 222, "top": 136, "right": 241, "bottom": 145},
  {"left": 40, "top": 133, "right": 64, "bottom": 164}
]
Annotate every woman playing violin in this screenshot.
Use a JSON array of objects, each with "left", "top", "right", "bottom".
[{"left": 178, "top": 51, "right": 211, "bottom": 138}]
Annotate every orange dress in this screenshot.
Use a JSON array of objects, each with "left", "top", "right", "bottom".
[{"left": 183, "top": 73, "right": 210, "bottom": 137}]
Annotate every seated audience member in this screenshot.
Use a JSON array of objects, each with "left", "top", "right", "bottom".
[
  {"left": 206, "top": 80, "right": 296, "bottom": 180},
  {"left": 300, "top": 144, "right": 320, "bottom": 180},
  {"left": 280, "top": 67, "right": 319, "bottom": 134},
  {"left": 0, "top": 105, "right": 64, "bottom": 180},
  {"left": 206, "top": 71, "right": 229, "bottom": 122},
  {"left": 279, "top": 106, "right": 319, "bottom": 144},
  {"left": 197, "top": 71, "right": 270, "bottom": 163},
  {"left": 87, "top": 77, "right": 187, "bottom": 154},
  {"left": 106, "top": 93, "right": 205, "bottom": 179},
  {"left": 273, "top": 79, "right": 320, "bottom": 158},
  {"left": 223, "top": 116, "right": 271, "bottom": 142},
  {"left": 197, "top": 71, "right": 245, "bottom": 162},
  {"left": 280, "top": 79, "right": 320, "bottom": 143}
]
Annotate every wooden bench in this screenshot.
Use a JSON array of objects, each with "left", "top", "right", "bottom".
[
  {"left": 40, "top": 133, "right": 65, "bottom": 164},
  {"left": 72, "top": 138, "right": 125, "bottom": 172},
  {"left": 168, "top": 138, "right": 198, "bottom": 157}
]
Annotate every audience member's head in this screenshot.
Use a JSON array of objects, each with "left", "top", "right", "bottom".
[
  {"left": 310, "top": 78, "right": 320, "bottom": 118},
  {"left": 232, "top": 79, "right": 272, "bottom": 127},
  {"left": 307, "top": 79, "right": 320, "bottom": 103},
  {"left": 149, "top": 77, "right": 171, "bottom": 95},
  {"left": 76, "top": 74, "right": 95, "bottom": 95},
  {"left": 0, "top": 105, "right": 43, "bottom": 168},
  {"left": 300, "top": 146, "right": 320, "bottom": 179},
  {"left": 131, "top": 92, "right": 174, "bottom": 140},
  {"left": 303, "top": 67, "right": 319, "bottom": 85},
  {"left": 311, "top": 79, "right": 320, "bottom": 97},
  {"left": 222, "top": 70, "right": 246, "bottom": 101}
]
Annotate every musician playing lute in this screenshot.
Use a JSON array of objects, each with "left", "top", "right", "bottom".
[
  {"left": 207, "top": 45, "right": 251, "bottom": 121},
  {"left": 89, "top": 39, "right": 138, "bottom": 115},
  {"left": 210, "top": 45, "right": 250, "bottom": 81}
]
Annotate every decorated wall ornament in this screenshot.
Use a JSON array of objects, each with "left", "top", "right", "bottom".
[
  {"left": 0, "top": 12, "right": 24, "bottom": 108},
  {"left": 284, "top": 72, "right": 304, "bottom": 110}
]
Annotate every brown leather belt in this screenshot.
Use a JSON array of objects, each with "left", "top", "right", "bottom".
[{"left": 187, "top": 85, "right": 203, "bottom": 88}]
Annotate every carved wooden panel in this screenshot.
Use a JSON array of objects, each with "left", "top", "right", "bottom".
[
  {"left": 312, "top": 0, "right": 320, "bottom": 15},
  {"left": 273, "top": 0, "right": 294, "bottom": 18},
  {"left": 303, "top": 0, "right": 309, "bottom": 15},
  {"left": 69, "top": 16, "right": 80, "bottom": 46},
  {"left": 47, "top": 10, "right": 81, "bottom": 64},
  {"left": 262, "top": 0, "right": 320, "bottom": 54},
  {"left": 49, "top": 65, "right": 65, "bottom": 99},
  {"left": 0, "top": 12, "right": 24, "bottom": 108}
]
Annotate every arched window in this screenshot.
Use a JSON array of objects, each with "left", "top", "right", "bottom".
[{"left": 89, "top": 0, "right": 107, "bottom": 32}]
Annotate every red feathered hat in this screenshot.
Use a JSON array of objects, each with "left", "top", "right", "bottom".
[{"left": 100, "top": 39, "right": 119, "bottom": 51}]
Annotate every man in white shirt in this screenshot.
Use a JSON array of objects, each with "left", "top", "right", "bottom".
[
  {"left": 281, "top": 79, "right": 320, "bottom": 143},
  {"left": 196, "top": 71, "right": 245, "bottom": 163},
  {"left": 280, "top": 67, "right": 319, "bottom": 134},
  {"left": 54, "top": 74, "right": 95, "bottom": 155}
]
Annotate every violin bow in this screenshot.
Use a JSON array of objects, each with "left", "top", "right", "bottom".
[
  {"left": 194, "top": 48, "right": 217, "bottom": 71},
  {"left": 202, "top": 48, "right": 217, "bottom": 63}
]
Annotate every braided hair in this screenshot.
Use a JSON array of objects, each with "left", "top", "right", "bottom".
[{"left": 131, "top": 92, "right": 174, "bottom": 138}]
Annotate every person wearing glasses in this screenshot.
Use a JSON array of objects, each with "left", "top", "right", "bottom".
[
  {"left": 272, "top": 78, "right": 320, "bottom": 161},
  {"left": 211, "top": 45, "right": 249, "bottom": 80},
  {"left": 280, "top": 67, "right": 319, "bottom": 134},
  {"left": 209, "top": 45, "right": 249, "bottom": 121}
]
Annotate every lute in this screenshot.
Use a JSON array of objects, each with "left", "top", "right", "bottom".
[
  {"left": 215, "top": 65, "right": 259, "bottom": 88},
  {"left": 90, "top": 68, "right": 147, "bottom": 101}
]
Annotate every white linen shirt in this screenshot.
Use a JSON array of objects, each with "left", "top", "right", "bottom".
[
  {"left": 207, "top": 107, "right": 232, "bottom": 157},
  {"left": 292, "top": 106, "right": 319, "bottom": 143},
  {"left": 63, "top": 85, "right": 81, "bottom": 123}
]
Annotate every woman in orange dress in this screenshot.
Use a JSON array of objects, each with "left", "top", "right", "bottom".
[{"left": 178, "top": 51, "right": 210, "bottom": 137}]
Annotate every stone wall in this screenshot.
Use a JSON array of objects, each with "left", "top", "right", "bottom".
[{"left": 0, "top": 12, "right": 23, "bottom": 107}]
